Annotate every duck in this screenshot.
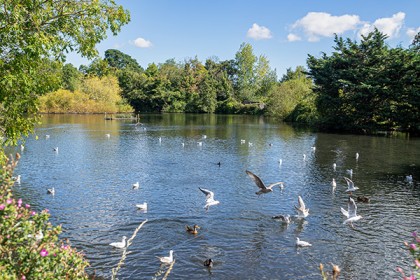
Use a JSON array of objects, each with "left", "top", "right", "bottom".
[
  {"left": 12, "top": 175, "right": 21, "bottom": 184},
  {"left": 272, "top": 214, "right": 291, "bottom": 224},
  {"left": 356, "top": 196, "right": 370, "bottom": 203},
  {"left": 157, "top": 250, "right": 174, "bottom": 264},
  {"left": 186, "top": 224, "right": 200, "bottom": 234},
  {"left": 203, "top": 258, "right": 214, "bottom": 268}
]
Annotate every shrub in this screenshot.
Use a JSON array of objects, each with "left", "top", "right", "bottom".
[
  {"left": 0, "top": 154, "right": 90, "bottom": 279},
  {"left": 397, "top": 231, "right": 420, "bottom": 279}
]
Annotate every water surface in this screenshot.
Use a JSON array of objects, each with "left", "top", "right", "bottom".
[{"left": 14, "top": 114, "right": 420, "bottom": 279}]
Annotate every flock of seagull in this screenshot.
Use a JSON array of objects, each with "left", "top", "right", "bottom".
[{"left": 16, "top": 131, "right": 416, "bottom": 275}]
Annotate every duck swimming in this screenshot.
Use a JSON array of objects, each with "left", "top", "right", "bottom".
[
  {"left": 186, "top": 224, "right": 200, "bottom": 234},
  {"left": 204, "top": 258, "right": 214, "bottom": 268},
  {"left": 356, "top": 196, "right": 370, "bottom": 203}
]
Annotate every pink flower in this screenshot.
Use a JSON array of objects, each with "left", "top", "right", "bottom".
[
  {"left": 40, "top": 249, "right": 48, "bottom": 257},
  {"left": 410, "top": 244, "right": 417, "bottom": 251},
  {"left": 21, "top": 275, "right": 26, "bottom": 280},
  {"left": 17, "top": 198, "right": 22, "bottom": 208},
  {"left": 25, "top": 204, "right": 30, "bottom": 209},
  {"left": 413, "top": 231, "right": 418, "bottom": 238},
  {"left": 30, "top": 211, "right": 36, "bottom": 216},
  {"left": 0, "top": 204, "right": 5, "bottom": 210},
  {"left": 415, "top": 259, "right": 420, "bottom": 268},
  {"left": 6, "top": 198, "right": 12, "bottom": 204}
]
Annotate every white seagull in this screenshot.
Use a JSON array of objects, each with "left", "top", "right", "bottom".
[
  {"left": 333, "top": 163, "right": 337, "bottom": 171},
  {"left": 132, "top": 182, "right": 140, "bottom": 189},
  {"left": 246, "top": 170, "right": 284, "bottom": 195},
  {"left": 157, "top": 250, "right": 174, "bottom": 264},
  {"left": 136, "top": 202, "right": 148, "bottom": 211},
  {"left": 346, "top": 169, "right": 353, "bottom": 177},
  {"left": 53, "top": 147, "right": 58, "bottom": 152},
  {"left": 331, "top": 178, "right": 337, "bottom": 191},
  {"left": 105, "top": 133, "right": 111, "bottom": 138},
  {"left": 355, "top": 152, "right": 359, "bottom": 160},
  {"left": 12, "top": 175, "right": 21, "bottom": 185},
  {"left": 199, "top": 188, "right": 220, "bottom": 210},
  {"left": 295, "top": 196, "right": 309, "bottom": 217},
  {"left": 344, "top": 177, "right": 359, "bottom": 193},
  {"left": 341, "top": 197, "right": 363, "bottom": 228},
  {"left": 296, "top": 237, "right": 312, "bottom": 247},
  {"left": 109, "top": 236, "right": 127, "bottom": 249},
  {"left": 272, "top": 214, "right": 291, "bottom": 224},
  {"left": 406, "top": 175, "right": 413, "bottom": 184},
  {"left": 47, "top": 187, "right": 55, "bottom": 195}
]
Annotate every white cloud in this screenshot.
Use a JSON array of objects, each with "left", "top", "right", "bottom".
[
  {"left": 287, "top": 33, "right": 301, "bottom": 42},
  {"left": 358, "top": 12, "right": 405, "bottom": 39},
  {"left": 247, "top": 23, "right": 273, "bottom": 40},
  {"left": 291, "top": 12, "right": 361, "bottom": 42},
  {"left": 134, "top": 37, "right": 153, "bottom": 48},
  {"left": 407, "top": 27, "right": 420, "bottom": 40}
]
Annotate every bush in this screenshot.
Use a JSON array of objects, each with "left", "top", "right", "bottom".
[
  {"left": 0, "top": 154, "right": 90, "bottom": 279},
  {"left": 397, "top": 231, "right": 420, "bottom": 279}
]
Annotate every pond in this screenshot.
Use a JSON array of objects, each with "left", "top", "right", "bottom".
[{"left": 13, "top": 114, "right": 420, "bottom": 279}]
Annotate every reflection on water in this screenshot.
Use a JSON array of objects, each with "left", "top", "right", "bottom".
[{"left": 12, "top": 114, "right": 420, "bottom": 279}]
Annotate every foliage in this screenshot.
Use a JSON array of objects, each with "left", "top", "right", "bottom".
[
  {"left": 0, "top": 154, "right": 90, "bottom": 279},
  {"left": 397, "top": 231, "right": 420, "bottom": 279},
  {"left": 39, "top": 75, "right": 133, "bottom": 113},
  {"left": 62, "top": 64, "right": 82, "bottom": 92},
  {"left": 266, "top": 66, "right": 314, "bottom": 120},
  {"left": 105, "top": 49, "right": 143, "bottom": 72},
  {"left": 0, "top": 0, "right": 130, "bottom": 146},
  {"left": 307, "top": 29, "right": 420, "bottom": 133}
]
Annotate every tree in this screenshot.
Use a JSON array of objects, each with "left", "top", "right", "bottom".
[
  {"left": 307, "top": 29, "right": 420, "bottom": 133},
  {"left": 62, "top": 63, "right": 82, "bottom": 92},
  {"left": 0, "top": 0, "right": 130, "bottom": 146},
  {"left": 234, "top": 43, "right": 257, "bottom": 102},
  {"left": 105, "top": 49, "right": 143, "bottom": 72}
]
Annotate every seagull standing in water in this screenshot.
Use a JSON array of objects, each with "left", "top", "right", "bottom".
[
  {"left": 245, "top": 170, "right": 284, "bottom": 195},
  {"left": 344, "top": 177, "right": 359, "bottom": 194},
  {"left": 132, "top": 182, "right": 140, "bottom": 189},
  {"left": 341, "top": 197, "right": 363, "bottom": 228},
  {"left": 295, "top": 196, "right": 309, "bottom": 218},
  {"left": 109, "top": 236, "right": 127, "bottom": 249},
  {"left": 296, "top": 237, "right": 312, "bottom": 247},
  {"left": 136, "top": 202, "right": 148, "bottom": 211},
  {"left": 157, "top": 250, "right": 174, "bottom": 264},
  {"left": 331, "top": 178, "right": 337, "bottom": 192},
  {"left": 199, "top": 188, "right": 220, "bottom": 210}
]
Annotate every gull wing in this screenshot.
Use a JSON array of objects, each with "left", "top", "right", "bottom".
[
  {"left": 340, "top": 207, "right": 349, "bottom": 218},
  {"left": 199, "top": 187, "right": 214, "bottom": 200},
  {"left": 348, "top": 197, "right": 357, "bottom": 218},
  {"left": 296, "top": 196, "right": 306, "bottom": 210},
  {"left": 344, "top": 177, "right": 354, "bottom": 188},
  {"left": 246, "top": 170, "right": 266, "bottom": 190},
  {"left": 268, "top": 182, "right": 284, "bottom": 189}
]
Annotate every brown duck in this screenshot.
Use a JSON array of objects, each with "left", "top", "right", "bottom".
[{"left": 186, "top": 224, "right": 200, "bottom": 234}]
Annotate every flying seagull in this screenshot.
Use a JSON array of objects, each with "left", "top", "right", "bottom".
[
  {"left": 245, "top": 170, "right": 284, "bottom": 195},
  {"left": 295, "top": 196, "right": 309, "bottom": 218},
  {"left": 344, "top": 177, "right": 359, "bottom": 193},
  {"left": 341, "top": 197, "right": 363, "bottom": 228},
  {"left": 199, "top": 188, "right": 220, "bottom": 210},
  {"left": 272, "top": 214, "right": 291, "bottom": 224}
]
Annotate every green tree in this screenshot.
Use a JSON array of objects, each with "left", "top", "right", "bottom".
[
  {"left": 0, "top": 0, "right": 130, "bottom": 146},
  {"left": 307, "top": 29, "right": 420, "bottom": 133},
  {"left": 234, "top": 43, "right": 257, "bottom": 102},
  {"left": 105, "top": 49, "right": 143, "bottom": 72},
  {"left": 62, "top": 63, "right": 82, "bottom": 92}
]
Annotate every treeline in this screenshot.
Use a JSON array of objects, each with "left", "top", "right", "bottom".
[{"left": 43, "top": 29, "right": 419, "bottom": 134}]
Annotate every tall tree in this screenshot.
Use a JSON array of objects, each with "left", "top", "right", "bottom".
[
  {"left": 234, "top": 43, "right": 257, "bottom": 102},
  {"left": 0, "top": 0, "right": 130, "bottom": 146},
  {"left": 62, "top": 63, "right": 82, "bottom": 92},
  {"left": 105, "top": 49, "right": 143, "bottom": 72}
]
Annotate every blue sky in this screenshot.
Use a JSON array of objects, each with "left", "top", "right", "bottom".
[{"left": 66, "top": 0, "right": 419, "bottom": 77}]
